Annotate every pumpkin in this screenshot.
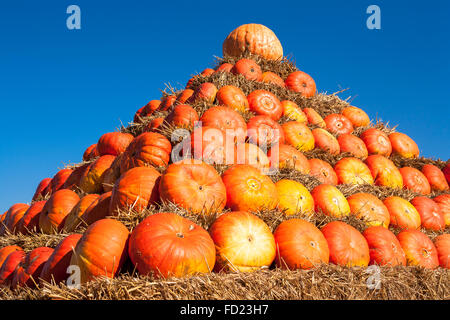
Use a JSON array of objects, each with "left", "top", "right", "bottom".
[
  {"left": 232, "top": 58, "right": 262, "bottom": 81},
  {"left": 160, "top": 95, "right": 177, "bottom": 111},
  {"left": 63, "top": 194, "right": 100, "bottom": 232},
  {"left": 432, "top": 194, "right": 450, "bottom": 226},
  {"left": 215, "top": 63, "right": 234, "bottom": 73},
  {"left": 268, "top": 143, "right": 310, "bottom": 174},
  {"left": 341, "top": 106, "right": 370, "bottom": 127},
  {"left": 0, "top": 246, "right": 22, "bottom": 267},
  {"left": 282, "top": 121, "right": 315, "bottom": 152},
  {"left": 362, "top": 226, "right": 406, "bottom": 266},
  {"left": 347, "top": 193, "right": 390, "bottom": 228},
  {"left": 234, "top": 143, "right": 271, "bottom": 171},
  {"left": 399, "top": 167, "right": 431, "bottom": 195},
  {"left": 120, "top": 132, "right": 172, "bottom": 172},
  {"left": 159, "top": 160, "right": 226, "bottom": 214},
  {"left": 49, "top": 169, "right": 73, "bottom": 193},
  {"left": 216, "top": 85, "right": 249, "bottom": 112},
  {"left": 312, "top": 128, "right": 340, "bottom": 155},
  {"left": 0, "top": 250, "right": 25, "bottom": 286},
  {"left": 39, "top": 189, "right": 80, "bottom": 234},
  {"left": 12, "top": 247, "right": 54, "bottom": 288},
  {"left": 97, "top": 132, "right": 134, "bottom": 156},
  {"left": 275, "top": 179, "right": 314, "bottom": 216},
  {"left": 101, "top": 153, "right": 124, "bottom": 192},
  {"left": 434, "top": 234, "right": 450, "bottom": 269},
  {"left": 200, "top": 68, "right": 215, "bottom": 76},
  {"left": 261, "top": 71, "right": 285, "bottom": 87},
  {"left": 324, "top": 113, "right": 353, "bottom": 136},
  {"left": 443, "top": 163, "right": 450, "bottom": 184},
  {"left": 80, "top": 191, "right": 112, "bottom": 226},
  {"left": 222, "top": 24, "right": 283, "bottom": 61},
  {"left": 166, "top": 104, "right": 199, "bottom": 129},
  {"left": 247, "top": 89, "right": 283, "bottom": 121},
  {"left": 365, "top": 155, "right": 403, "bottom": 188},
  {"left": 397, "top": 229, "right": 439, "bottom": 269},
  {"left": 247, "top": 115, "right": 284, "bottom": 146},
  {"left": 383, "top": 196, "right": 421, "bottom": 230},
  {"left": 70, "top": 219, "right": 129, "bottom": 283},
  {"left": 79, "top": 155, "right": 116, "bottom": 194},
  {"left": 32, "top": 178, "right": 52, "bottom": 201},
  {"left": 39, "top": 234, "right": 83, "bottom": 284},
  {"left": 0, "top": 203, "right": 29, "bottom": 236},
  {"left": 209, "top": 211, "right": 276, "bottom": 272},
  {"left": 421, "top": 164, "right": 449, "bottom": 191},
  {"left": 360, "top": 128, "right": 392, "bottom": 157},
  {"left": 5, "top": 205, "right": 30, "bottom": 234},
  {"left": 193, "top": 82, "right": 218, "bottom": 103},
  {"left": 63, "top": 163, "right": 91, "bottom": 191},
  {"left": 147, "top": 117, "right": 165, "bottom": 132},
  {"left": 17, "top": 201, "right": 47, "bottom": 234},
  {"left": 280, "top": 100, "right": 307, "bottom": 123},
  {"left": 221, "top": 164, "right": 278, "bottom": 212},
  {"left": 308, "top": 158, "right": 338, "bottom": 185},
  {"left": 311, "top": 184, "right": 350, "bottom": 218},
  {"left": 410, "top": 196, "right": 445, "bottom": 231},
  {"left": 303, "top": 108, "right": 325, "bottom": 128},
  {"left": 285, "top": 71, "right": 316, "bottom": 98},
  {"left": 134, "top": 100, "right": 161, "bottom": 123},
  {"left": 83, "top": 144, "right": 99, "bottom": 161},
  {"left": 191, "top": 126, "right": 232, "bottom": 165},
  {"left": 334, "top": 157, "right": 374, "bottom": 185},
  {"left": 274, "top": 219, "right": 329, "bottom": 269},
  {"left": 176, "top": 89, "right": 195, "bottom": 104},
  {"left": 337, "top": 134, "right": 368, "bottom": 159},
  {"left": 388, "top": 132, "right": 419, "bottom": 158},
  {"left": 129, "top": 212, "right": 215, "bottom": 278},
  {"left": 109, "top": 166, "right": 160, "bottom": 215},
  {"left": 199, "top": 105, "right": 247, "bottom": 143},
  {"left": 321, "top": 221, "right": 370, "bottom": 267}
]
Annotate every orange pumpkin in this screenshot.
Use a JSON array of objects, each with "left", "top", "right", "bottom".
[
  {"left": 282, "top": 121, "right": 315, "bottom": 152},
  {"left": 199, "top": 105, "right": 247, "bottom": 143},
  {"left": 81, "top": 191, "right": 112, "bottom": 226},
  {"left": 147, "top": 117, "right": 165, "bottom": 132},
  {"left": 397, "top": 229, "right": 439, "bottom": 269},
  {"left": 222, "top": 24, "right": 283, "bottom": 61},
  {"left": 247, "top": 115, "right": 285, "bottom": 146},
  {"left": 365, "top": 155, "right": 403, "bottom": 188},
  {"left": 216, "top": 85, "right": 249, "bottom": 112},
  {"left": 40, "top": 234, "right": 82, "bottom": 284},
  {"left": 261, "top": 71, "right": 285, "bottom": 87},
  {"left": 129, "top": 212, "right": 215, "bottom": 278},
  {"left": 433, "top": 194, "right": 450, "bottom": 226},
  {"left": 215, "top": 63, "right": 234, "bottom": 73},
  {"left": 275, "top": 179, "right": 314, "bottom": 216},
  {"left": 247, "top": 89, "right": 283, "bottom": 121},
  {"left": 274, "top": 219, "right": 329, "bottom": 269},
  {"left": 0, "top": 250, "right": 25, "bottom": 286},
  {"left": 109, "top": 166, "right": 160, "bottom": 215},
  {"left": 176, "top": 89, "right": 194, "bottom": 104},
  {"left": 5, "top": 205, "right": 30, "bottom": 234},
  {"left": 159, "top": 160, "right": 227, "bottom": 214},
  {"left": 362, "top": 226, "right": 406, "bottom": 266},
  {"left": 341, "top": 106, "right": 370, "bottom": 127},
  {"left": 324, "top": 114, "right": 353, "bottom": 136},
  {"left": 97, "top": 132, "right": 134, "bottom": 156},
  {"left": 347, "top": 193, "right": 390, "bottom": 228},
  {"left": 63, "top": 194, "right": 100, "bottom": 232},
  {"left": 285, "top": 71, "right": 316, "bottom": 97},
  {"left": 79, "top": 155, "right": 116, "bottom": 194},
  {"left": 268, "top": 144, "right": 310, "bottom": 174},
  {"left": 166, "top": 104, "right": 199, "bottom": 128},
  {"left": 421, "top": 164, "right": 449, "bottom": 191},
  {"left": 399, "top": 167, "right": 431, "bottom": 195},
  {"left": 134, "top": 100, "right": 161, "bottom": 123},
  {"left": 389, "top": 132, "right": 419, "bottom": 158},
  {"left": 337, "top": 134, "right": 368, "bottom": 159},
  {"left": 232, "top": 58, "right": 262, "bottom": 81},
  {"left": 410, "top": 196, "right": 445, "bottom": 231},
  {"left": 0, "top": 203, "right": 29, "bottom": 236},
  {"left": 101, "top": 153, "right": 124, "bottom": 192},
  {"left": 221, "top": 164, "right": 278, "bottom": 212},
  {"left": 312, "top": 128, "right": 340, "bottom": 155},
  {"left": 311, "top": 184, "right": 350, "bottom": 218},
  {"left": 334, "top": 157, "right": 374, "bottom": 185},
  {"left": 281, "top": 100, "right": 307, "bottom": 123},
  {"left": 200, "top": 68, "right": 215, "bottom": 76},
  {"left": 160, "top": 95, "right": 177, "bottom": 111},
  {"left": 360, "top": 128, "right": 392, "bottom": 157},
  {"left": 321, "top": 221, "right": 370, "bottom": 267},
  {"left": 70, "top": 219, "right": 129, "bottom": 283},
  {"left": 443, "top": 163, "right": 450, "bottom": 184},
  {"left": 50, "top": 168, "right": 73, "bottom": 193},
  {"left": 434, "top": 234, "right": 450, "bottom": 269},
  {"left": 193, "top": 82, "right": 218, "bottom": 103},
  {"left": 234, "top": 143, "right": 270, "bottom": 171},
  {"left": 303, "top": 107, "right": 325, "bottom": 128},
  {"left": 39, "top": 189, "right": 80, "bottom": 234},
  {"left": 191, "top": 126, "right": 232, "bottom": 165},
  {"left": 209, "top": 211, "right": 276, "bottom": 272},
  {"left": 308, "top": 158, "right": 338, "bottom": 185},
  {"left": 32, "top": 178, "right": 52, "bottom": 201},
  {"left": 63, "top": 163, "right": 91, "bottom": 191},
  {"left": 12, "top": 247, "right": 54, "bottom": 288},
  {"left": 383, "top": 196, "right": 421, "bottom": 230},
  {"left": 83, "top": 144, "right": 99, "bottom": 161},
  {"left": 0, "top": 246, "right": 22, "bottom": 267},
  {"left": 17, "top": 201, "right": 47, "bottom": 234}
]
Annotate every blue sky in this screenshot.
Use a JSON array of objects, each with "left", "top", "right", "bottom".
[{"left": 0, "top": 0, "right": 449, "bottom": 211}]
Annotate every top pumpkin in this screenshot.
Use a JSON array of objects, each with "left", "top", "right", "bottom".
[{"left": 223, "top": 24, "right": 283, "bottom": 61}]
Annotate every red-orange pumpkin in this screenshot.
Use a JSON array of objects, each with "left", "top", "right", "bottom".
[
  {"left": 63, "top": 163, "right": 91, "bottom": 191},
  {"left": 166, "top": 104, "right": 199, "bottom": 128},
  {"left": 397, "top": 229, "right": 439, "bottom": 269},
  {"left": 49, "top": 169, "right": 73, "bottom": 193},
  {"left": 337, "top": 134, "right": 368, "bottom": 159},
  {"left": 365, "top": 155, "right": 403, "bottom": 188},
  {"left": 83, "top": 144, "right": 99, "bottom": 161},
  {"left": 410, "top": 196, "right": 445, "bottom": 231},
  {"left": 389, "top": 132, "right": 419, "bottom": 158},
  {"left": 247, "top": 90, "right": 283, "bottom": 121},
  {"left": 176, "top": 89, "right": 195, "bottom": 104},
  {"left": 160, "top": 95, "right": 177, "bottom": 111},
  {"left": 5, "top": 204, "right": 30, "bottom": 235},
  {"left": 12, "top": 247, "right": 54, "bottom": 288},
  {"left": 360, "top": 128, "right": 392, "bottom": 157},
  {"left": 234, "top": 143, "right": 271, "bottom": 171},
  {"left": 216, "top": 85, "right": 249, "bottom": 112},
  {"left": 81, "top": 191, "right": 112, "bottom": 226},
  {"left": 422, "top": 164, "right": 449, "bottom": 191},
  {"left": 341, "top": 106, "right": 370, "bottom": 127},
  {"left": 434, "top": 234, "right": 450, "bottom": 269},
  {"left": 324, "top": 114, "right": 353, "bottom": 136},
  {"left": 303, "top": 108, "right": 325, "bottom": 128},
  {"left": 215, "top": 63, "right": 234, "bottom": 73},
  {"left": 308, "top": 158, "right": 338, "bottom": 185},
  {"left": 0, "top": 203, "right": 29, "bottom": 236},
  {"left": 312, "top": 128, "right": 340, "bottom": 155},
  {"left": 261, "top": 71, "right": 285, "bottom": 87},
  {"left": 0, "top": 250, "right": 25, "bottom": 286},
  {"left": 32, "top": 178, "right": 52, "bottom": 201},
  {"left": 191, "top": 126, "right": 231, "bottom": 165},
  {"left": 362, "top": 226, "right": 406, "bottom": 266},
  {"left": 0, "top": 246, "right": 22, "bottom": 267},
  {"left": 282, "top": 121, "right": 315, "bottom": 152},
  {"left": 63, "top": 194, "right": 100, "bottom": 232},
  {"left": 399, "top": 167, "right": 431, "bottom": 195},
  {"left": 79, "top": 155, "right": 116, "bottom": 194},
  {"left": 268, "top": 144, "right": 310, "bottom": 174},
  {"left": 334, "top": 157, "right": 374, "bottom": 185},
  {"left": 443, "top": 163, "right": 450, "bottom": 184},
  {"left": 311, "top": 184, "right": 350, "bottom": 218},
  {"left": 347, "top": 193, "right": 390, "bottom": 228},
  {"left": 433, "top": 194, "right": 450, "bottom": 226},
  {"left": 247, "top": 115, "right": 284, "bottom": 146},
  {"left": 193, "top": 82, "right": 218, "bottom": 103},
  {"left": 285, "top": 71, "right": 316, "bottom": 98},
  {"left": 199, "top": 105, "right": 247, "bottom": 143},
  {"left": 17, "top": 201, "right": 47, "bottom": 234},
  {"left": 232, "top": 58, "right": 262, "bottom": 81},
  {"left": 383, "top": 196, "right": 421, "bottom": 230},
  {"left": 97, "top": 132, "right": 134, "bottom": 156},
  {"left": 39, "top": 189, "right": 80, "bottom": 234}
]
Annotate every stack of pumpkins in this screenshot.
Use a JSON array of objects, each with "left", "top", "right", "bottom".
[{"left": 0, "top": 24, "right": 449, "bottom": 290}]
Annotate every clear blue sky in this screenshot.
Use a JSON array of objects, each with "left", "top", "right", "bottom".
[{"left": 0, "top": 0, "right": 449, "bottom": 211}]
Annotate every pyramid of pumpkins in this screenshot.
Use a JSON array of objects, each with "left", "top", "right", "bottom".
[{"left": 0, "top": 24, "right": 449, "bottom": 289}]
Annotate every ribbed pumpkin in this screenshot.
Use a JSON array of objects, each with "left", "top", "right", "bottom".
[
  {"left": 209, "top": 211, "right": 276, "bottom": 272},
  {"left": 410, "top": 196, "right": 445, "bottom": 231},
  {"left": 308, "top": 158, "right": 338, "bottom": 185},
  {"left": 134, "top": 100, "right": 161, "bottom": 123},
  {"left": 63, "top": 163, "right": 91, "bottom": 191},
  {"left": 281, "top": 100, "right": 307, "bottom": 123},
  {"left": 311, "top": 184, "right": 350, "bottom": 218},
  {"left": 17, "top": 201, "right": 47, "bottom": 234},
  {"left": 268, "top": 144, "right": 310, "bottom": 174},
  {"left": 433, "top": 194, "right": 450, "bottom": 226},
  {"left": 303, "top": 108, "right": 325, "bottom": 128},
  {"left": 422, "top": 164, "right": 449, "bottom": 191},
  {"left": 341, "top": 106, "right": 370, "bottom": 127},
  {"left": 247, "top": 115, "right": 285, "bottom": 146},
  {"left": 70, "top": 219, "right": 129, "bottom": 283},
  {"left": 0, "top": 250, "right": 25, "bottom": 286},
  {"left": 216, "top": 85, "right": 249, "bottom": 112},
  {"left": 0, "top": 203, "right": 29, "bottom": 236},
  {"left": 347, "top": 193, "right": 390, "bottom": 228},
  {"left": 97, "top": 132, "right": 134, "bottom": 156},
  {"left": 365, "top": 155, "right": 403, "bottom": 189},
  {"left": 32, "top": 178, "right": 52, "bottom": 201},
  {"left": 0, "top": 246, "right": 22, "bottom": 267},
  {"left": 282, "top": 121, "right": 315, "bottom": 152},
  {"left": 399, "top": 167, "right": 431, "bottom": 195},
  {"left": 397, "top": 230, "right": 439, "bottom": 269},
  {"left": 389, "top": 132, "right": 419, "bottom": 158},
  {"left": 215, "top": 63, "right": 234, "bottom": 73},
  {"left": 5, "top": 204, "right": 30, "bottom": 235},
  {"left": 275, "top": 179, "right": 314, "bottom": 216},
  {"left": 222, "top": 24, "right": 283, "bottom": 61},
  {"left": 39, "top": 189, "right": 80, "bottom": 234},
  {"left": 261, "top": 71, "right": 285, "bottom": 87},
  {"left": 129, "top": 213, "right": 216, "bottom": 278},
  {"left": 49, "top": 168, "right": 73, "bottom": 193},
  {"left": 191, "top": 126, "right": 231, "bottom": 165},
  {"left": 79, "top": 155, "right": 116, "bottom": 194},
  {"left": 193, "top": 82, "right": 217, "bottom": 103},
  {"left": 324, "top": 114, "right": 353, "bottom": 136},
  {"left": 79, "top": 191, "right": 112, "bottom": 227},
  {"left": 232, "top": 58, "right": 262, "bottom": 81},
  {"left": 360, "top": 128, "right": 392, "bottom": 157},
  {"left": 159, "top": 160, "right": 227, "bottom": 214},
  {"left": 362, "top": 226, "right": 406, "bottom": 266},
  {"left": 334, "top": 157, "right": 374, "bottom": 185},
  {"left": 234, "top": 143, "right": 270, "bottom": 171},
  {"left": 434, "top": 234, "right": 450, "bottom": 269},
  {"left": 199, "top": 105, "right": 247, "bottom": 143},
  {"left": 12, "top": 247, "right": 54, "bottom": 288},
  {"left": 247, "top": 90, "right": 283, "bottom": 121},
  {"left": 176, "top": 89, "right": 194, "bottom": 104},
  {"left": 63, "top": 194, "right": 100, "bottom": 232},
  {"left": 83, "top": 144, "right": 99, "bottom": 161},
  {"left": 312, "top": 128, "right": 340, "bottom": 155},
  {"left": 337, "top": 134, "right": 368, "bottom": 159},
  {"left": 109, "top": 166, "right": 160, "bottom": 215},
  {"left": 383, "top": 196, "right": 421, "bottom": 230},
  {"left": 221, "top": 164, "right": 278, "bottom": 212},
  {"left": 285, "top": 71, "right": 316, "bottom": 98}
]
